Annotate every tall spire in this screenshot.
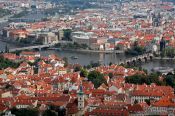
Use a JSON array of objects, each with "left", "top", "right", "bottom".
[{"left": 78, "top": 82, "right": 84, "bottom": 111}]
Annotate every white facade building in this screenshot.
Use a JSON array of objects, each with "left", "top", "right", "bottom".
[{"left": 71, "top": 31, "right": 94, "bottom": 46}]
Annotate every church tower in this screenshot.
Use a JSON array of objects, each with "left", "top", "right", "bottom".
[{"left": 77, "top": 84, "right": 84, "bottom": 111}]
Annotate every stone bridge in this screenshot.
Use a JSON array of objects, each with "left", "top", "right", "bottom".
[
  {"left": 117, "top": 53, "right": 154, "bottom": 65},
  {"left": 9, "top": 44, "right": 54, "bottom": 52},
  {"left": 9, "top": 41, "right": 73, "bottom": 52}
]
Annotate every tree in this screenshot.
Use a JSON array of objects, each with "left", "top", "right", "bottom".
[
  {"left": 143, "top": 69, "right": 148, "bottom": 74},
  {"left": 90, "top": 61, "right": 101, "bottom": 68},
  {"left": 12, "top": 50, "right": 21, "bottom": 55},
  {"left": 134, "top": 100, "right": 138, "bottom": 104},
  {"left": 133, "top": 41, "right": 138, "bottom": 47},
  {"left": 10, "top": 108, "right": 38, "bottom": 116},
  {"left": 63, "top": 57, "right": 68, "bottom": 67},
  {"left": 74, "top": 66, "right": 82, "bottom": 72},
  {"left": 63, "top": 29, "right": 72, "bottom": 41},
  {"left": 164, "top": 74, "right": 175, "bottom": 87},
  {"left": 33, "top": 67, "right": 38, "bottom": 74},
  {"left": 19, "top": 38, "right": 31, "bottom": 44},
  {"left": 166, "top": 47, "right": 175, "bottom": 58},
  {"left": 145, "top": 99, "right": 151, "bottom": 106},
  {"left": 80, "top": 68, "right": 88, "bottom": 77},
  {"left": 125, "top": 72, "right": 161, "bottom": 85},
  {"left": 88, "top": 70, "right": 107, "bottom": 88},
  {"left": 43, "top": 109, "right": 57, "bottom": 116},
  {"left": 109, "top": 62, "right": 112, "bottom": 66},
  {"left": 81, "top": 44, "right": 88, "bottom": 49},
  {"left": 134, "top": 46, "right": 146, "bottom": 55},
  {"left": 0, "top": 56, "right": 20, "bottom": 69},
  {"left": 5, "top": 84, "right": 14, "bottom": 90},
  {"left": 125, "top": 74, "right": 146, "bottom": 84},
  {"left": 57, "top": 107, "right": 66, "bottom": 116},
  {"left": 55, "top": 43, "right": 61, "bottom": 48},
  {"left": 86, "top": 64, "right": 92, "bottom": 69},
  {"left": 108, "top": 72, "right": 114, "bottom": 79},
  {"left": 48, "top": 105, "right": 66, "bottom": 116}
]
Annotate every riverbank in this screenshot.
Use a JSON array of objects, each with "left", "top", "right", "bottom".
[
  {"left": 0, "top": 39, "right": 175, "bottom": 73},
  {"left": 154, "top": 57, "right": 175, "bottom": 60},
  {"left": 48, "top": 48, "right": 124, "bottom": 54}
]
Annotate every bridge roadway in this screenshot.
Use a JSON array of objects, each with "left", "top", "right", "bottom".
[
  {"left": 86, "top": 53, "right": 154, "bottom": 72},
  {"left": 9, "top": 41, "right": 73, "bottom": 52},
  {"left": 116, "top": 53, "right": 154, "bottom": 65}
]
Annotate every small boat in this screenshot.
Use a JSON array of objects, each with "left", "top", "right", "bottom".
[{"left": 70, "top": 56, "right": 78, "bottom": 59}]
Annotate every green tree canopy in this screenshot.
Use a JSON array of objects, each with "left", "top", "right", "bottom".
[
  {"left": 165, "top": 47, "right": 175, "bottom": 58},
  {"left": 74, "top": 66, "right": 82, "bottom": 72},
  {"left": 88, "top": 70, "right": 107, "bottom": 88},
  {"left": 145, "top": 99, "right": 151, "bottom": 106},
  {"left": 10, "top": 108, "right": 38, "bottom": 116},
  {"left": 43, "top": 109, "right": 57, "bottom": 116},
  {"left": 125, "top": 45, "right": 146, "bottom": 56},
  {"left": 164, "top": 73, "right": 175, "bottom": 88},
  {"left": 108, "top": 72, "right": 114, "bottom": 79},
  {"left": 63, "top": 29, "right": 72, "bottom": 41},
  {"left": 80, "top": 68, "right": 88, "bottom": 77},
  {"left": 63, "top": 57, "right": 68, "bottom": 67},
  {"left": 125, "top": 72, "right": 161, "bottom": 85},
  {"left": 0, "top": 56, "right": 19, "bottom": 69}
]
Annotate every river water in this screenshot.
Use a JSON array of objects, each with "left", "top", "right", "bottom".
[
  {"left": 0, "top": 41, "right": 17, "bottom": 51},
  {"left": 40, "top": 50, "right": 175, "bottom": 72},
  {"left": 0, "top": 41, "right": 175, "bottom": 72}
]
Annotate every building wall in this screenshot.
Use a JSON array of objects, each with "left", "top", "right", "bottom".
[{"left": 131, "top": 96, "right": 160, "bottom": 104}]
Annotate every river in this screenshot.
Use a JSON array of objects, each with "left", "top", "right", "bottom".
[
  {"left": 40, "top": 50, "right": 175, "bottom": 72},
  {"left": 0, "top": 40, "right": 175, "bottom": 72},
  {"left": 0, "top": 40, "right": 18, "bottom": 51}
]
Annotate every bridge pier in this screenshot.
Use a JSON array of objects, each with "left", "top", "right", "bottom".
[
  {"left": 150, "top": 55, "right": 153, "bottom": 60},
  {"left": 38, "top": 47, "right": 42, "bottom": 51},
  {"left": 132, "top": 60, "right": 136, "bottom": 65},
  {"left": 138, "top": 58, "right": 143, "bottom": 62},
  {"left": 144, "top": 57, "right": 148, "bottom": 62},
  {"left": 126, "top": 61, "right": 130, "bottom": 66}
]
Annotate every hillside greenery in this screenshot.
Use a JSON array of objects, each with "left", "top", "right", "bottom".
[
  {"left": 0, "top": 56, "right": 19, "bottom": 69},
  {"left": 125, "top": 72, "right": 175, "bottom": 88}
]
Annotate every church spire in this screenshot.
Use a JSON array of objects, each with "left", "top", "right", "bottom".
[{"left": 77, "top": 82, "right": 84, "bottom": 111}]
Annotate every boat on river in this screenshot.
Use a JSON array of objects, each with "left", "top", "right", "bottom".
[{"left": 70, "top": 56, "right": 78, "bottom": 59}]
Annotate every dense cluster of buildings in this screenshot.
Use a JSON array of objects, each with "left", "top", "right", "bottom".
[
  {"left": 2, "top": 22, "right": 62, "bottom": 45},
  {"left": 0, "top": 51, "right": 175, "bottom": 115},
  {"left": 2, "top": 0, "right": 175, "bottom": 51},
  {"left": 0, "top": 0, "right": 54, "bottom": 11},
  {"left": 0, "top": 0, "right": 175, "bottom": 115}
]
